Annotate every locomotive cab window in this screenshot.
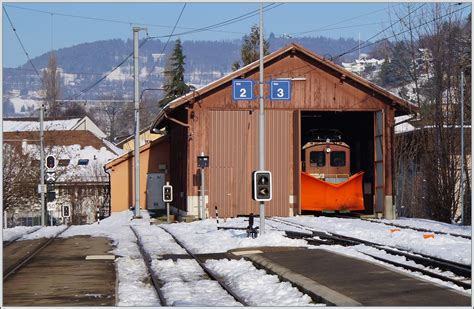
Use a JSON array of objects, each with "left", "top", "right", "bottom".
[
  {"left": 310, "top": 151, "right": 325, "bottom": 167},
  {"left": 330, "top": 151, "right": 346, "bottom": 167}
]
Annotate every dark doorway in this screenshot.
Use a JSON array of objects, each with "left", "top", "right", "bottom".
[{"left": 301, "top": 111, "right": 374, "bottom": 214}]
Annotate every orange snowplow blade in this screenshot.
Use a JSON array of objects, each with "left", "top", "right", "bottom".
[{"left": 301, "top": 171, "right": 365, "bottom": 211}]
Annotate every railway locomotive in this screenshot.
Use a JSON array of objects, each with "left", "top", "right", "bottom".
[{"left": 301, "top": 129, "right": 364, "bottom": 212}]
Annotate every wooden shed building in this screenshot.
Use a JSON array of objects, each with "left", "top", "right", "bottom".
[{"left": 150, "top": 43, "right": 417, "bottom": 219}]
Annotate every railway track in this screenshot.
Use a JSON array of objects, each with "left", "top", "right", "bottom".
[
  {"left": 129, "top": 226, "right": 167, "bottom": 306},
  {"left": 3, "top": 226, "right": 42, "bottom": 248},
  {"left": 158, "top": 226, "right": 249, "bottom": 306},
  {"left": 362, "top": 219, "right": 472, "bottom": 240},
  {"left": 309, "top": 213, "right": 471, "bottom": 240},
  {"left": 3, "top": 226, "right": 71, "bottom": 281},
  {"left": 268, "top": 218, "right": 471, "bottom": 290}
]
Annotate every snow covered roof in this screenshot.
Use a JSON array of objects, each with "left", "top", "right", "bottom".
[
  {"left": 4, "top": 130, "right": 119, "bottom": 183},
  {"left": 3, "top": 118, "right": 82, "bottom": 132}
]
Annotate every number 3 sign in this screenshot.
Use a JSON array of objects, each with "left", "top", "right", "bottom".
[
  {"left": 232, "top": 80, "right": 254, "bottom": 100},
  {"left": 270, "top": 80, "right": 291, "bottom": 100}
]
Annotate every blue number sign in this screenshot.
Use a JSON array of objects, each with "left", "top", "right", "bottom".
[
  {"left": 270, "top": 80, "right": 291, "bottom": 100},
  {"left": 232, "top": 80, "right": 254, "bottom": 100}
]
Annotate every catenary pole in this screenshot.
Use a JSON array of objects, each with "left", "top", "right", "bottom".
[
  {"left": 258, "top": 3, "right": 265, "bottom": 235},
  {"left": 133, "top": 26, "right": 146, "bottom": 219},
  {"left": 460, "top": 71, "right": 465, "bottom": 225},
  {"left": 40, "top": 101, "right": 45, "bottom": 226}
]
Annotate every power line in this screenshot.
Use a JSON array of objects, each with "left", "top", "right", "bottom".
[
  {"left": 5, "top": 67, "right": 104, "bottom": 76},
  {"left": 63, "top": 38, "right": 148, "bottom": 100},
  {"left": 63, "top": 3, "right": 283, "bottom": 99},
  {"left": 289, "top": 4, "right": 401, "bottom": 37},
  {"left": 146, "top": 3, "right": 283, "bottom": 40},
  {"left": 3, "top": 6, "right": 43, "bottom": 81},
  {"left": 4, "top": 4, "right": 247, "bottom": 36},
  {"left": 143, "top": 3, "right": 187, "bottom": 88},
  {"left": 332, "top": 3, "right": 468, "bottom": 62}
]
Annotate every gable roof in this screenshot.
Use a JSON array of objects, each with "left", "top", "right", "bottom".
[
  {"left": 151, "top": 43, "right": 418, "bottom": 130},
  {"left": 3, "top": 117, "right": 82, "bottom": 132},
  {"left": 4, "top": 130, "right": 113, "bottom": 152}
]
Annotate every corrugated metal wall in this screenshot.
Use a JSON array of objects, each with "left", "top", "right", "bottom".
[{"left": 208, "top": 109, "right": 291, "bottom": 217}]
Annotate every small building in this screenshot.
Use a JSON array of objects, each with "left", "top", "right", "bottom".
[
  {"left": 105, "top": 136, "right": 170, "bottom": 213},
  {"left": 143, "top": 43, "right": 416, "bottom": 219},
  {"left": 3, "top": 130, "right": 119, "bottom": 226}
]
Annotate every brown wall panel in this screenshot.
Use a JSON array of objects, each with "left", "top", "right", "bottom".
[{"left": 207, "top": 110, "right": 291, "bottom": 217}]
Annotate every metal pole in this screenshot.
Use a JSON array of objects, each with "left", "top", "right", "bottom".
[
  {"left": 258, "top": 3, "right": 265, "bottom": 235},
  {"left": 40, "top": 102, "right": 45, "bottom": 226},
  {"left": 133, "top": 27, "right": 142, "bottom": 219},
  {"left": 200, "top": 152, "right": 205, "bottom": 220},
  {"left": 460, "top": 71, "right": 465, "bottom": 225},
  {"left": 167, "top": 202, "right": 170, "bottom": 224}
]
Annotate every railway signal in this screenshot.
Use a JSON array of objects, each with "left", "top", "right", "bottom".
[
  {"left": 252, "top": 171, "right": 272, "bottom": 202},
  {"left": 46, "top": 155, "right": 57, "bottom": 170},
  {"left": 163, "top": 184, "right": 173, "bottom": 202},
  {"left": 163, "top": 182, "right": 173, "bottom": 224},
  {"left": 62, "top": 205, "right": 70, "bottom": 218}
]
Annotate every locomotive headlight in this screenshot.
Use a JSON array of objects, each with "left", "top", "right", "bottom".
[{"left": 326, "top": 147, "right": 331, "bottom": 153}]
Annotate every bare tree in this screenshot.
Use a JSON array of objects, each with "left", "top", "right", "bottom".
[
  {"left": 389, "top": 3, "right": 471, "bottom": 223},
  {"left": 42, "top": 52, "right": 62, "bottom": 117},
  {"left": 2, "top": 144, "right": 39, "bottom": 214}
]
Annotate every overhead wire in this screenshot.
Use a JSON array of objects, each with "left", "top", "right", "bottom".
[
  {"left": 264, "top": 3, "right": 470, "bottom": 82},
  {"left": 288, "top": 4, "right": 402, "bottom": 37},
  {"left": 4, "top": 4, "right": 247, "bottom": 35},
  {"left": 146, "top": 3, "right": 283, "bottom": 40},
  {"left": 143, "top": 3, "right": 186, "bottom": 89},
  {"left": 331, "top": 3, "right": 469, "bottom": 62},
  {"left": 3, "top": 6, "right": 43, "bottom": 81},
  {"left": 330, "top": 3, "right": 427, "bottom": 61},
  {"left": 63, "top": 3, "right": 283, "bottom": 99}
]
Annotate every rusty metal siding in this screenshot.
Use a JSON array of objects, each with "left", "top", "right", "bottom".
[{"left": 208, "top": 110, "right": 291, "bottom": 217}]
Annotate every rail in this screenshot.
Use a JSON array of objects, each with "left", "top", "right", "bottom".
[
  {"left": 3, "top": 226, "right": 42, "bottom": 248},
  {"left": 129, "top": 226, "right": 166, "bottom": 306},
  {"left": 268, "top": 218, "right": 471, "bottom": 289},
  {"left": 159, "top": 226, "right": 250, "bottom": 306},
  {"left": 3, "top": 226, "right": 71, "bottom": 280}
]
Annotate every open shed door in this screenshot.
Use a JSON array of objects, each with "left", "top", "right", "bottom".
[{"left": 374, "top": 110, "right": 384, "bottom": 214}]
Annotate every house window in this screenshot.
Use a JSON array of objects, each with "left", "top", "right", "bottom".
[
  {"left": 310, "top": 151, "right": 325, "bottom": 167},
  {"left": 58, "top": 159, "right": 70, "bottom": 166},
  {"left": 330, "top": 152, "right": 346, "bottom": 167},
  {"left": 78, "top": 159, "right": 89, "bottom": 166}
]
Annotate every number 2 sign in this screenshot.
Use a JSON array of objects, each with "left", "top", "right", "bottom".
[{"left": 232, "top": 80, "right": 254, "bottom": 100}]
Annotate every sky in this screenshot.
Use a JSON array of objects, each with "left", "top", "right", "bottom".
[{"left": 2, "top": 2, "right": 472, "bottom": 68}]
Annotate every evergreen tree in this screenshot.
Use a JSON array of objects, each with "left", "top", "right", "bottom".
[
  {"left": 159, "top": 39, "right": 194, "bottom": 107},
  {"left": 232, "top": 24, "right": 270, "bottom": 71}
]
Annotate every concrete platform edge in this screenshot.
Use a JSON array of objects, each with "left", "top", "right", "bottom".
[{"left": 246, "top": 254, "right": 362, "bottom": 306}]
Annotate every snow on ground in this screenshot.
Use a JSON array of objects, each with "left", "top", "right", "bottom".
[
  {"left": 206, "top": 259, "right": 321, "bottom": 306},
  {"left": 133, "top": 225, "right": 186, "bottom": 258},
  {"left": 60, "top": 210, "right": 160, "bottom": 306},
  {"left": 11, "top": 210, "right": 469, "bottom": 305},
  {"left": 281, "top": 216, "right": 471, "bottom": 265},
  {"left": 377, "top": 217, "right": 472, "bottom": 237},
  {"left": 115, "top": 257, "right": 161, "bottom": 306},
  {"left": 2, "top": 226, "right": 40, "bottom": 242},
  {"left": 133, "top": 219, "right": 318, "bottom": 306},
  {"left": 164, "top": 218, "right": 309, "bottom": 254},
  {"left": 151, "top": 259, "right": 241, "bottom": 306},
  {"left": 20, "top": 225, "right": 68, "bottom": 240}
]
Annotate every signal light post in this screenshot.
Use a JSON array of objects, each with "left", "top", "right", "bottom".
[{"left": 163, "top": 182, "right": 173, "bottom": 223}]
